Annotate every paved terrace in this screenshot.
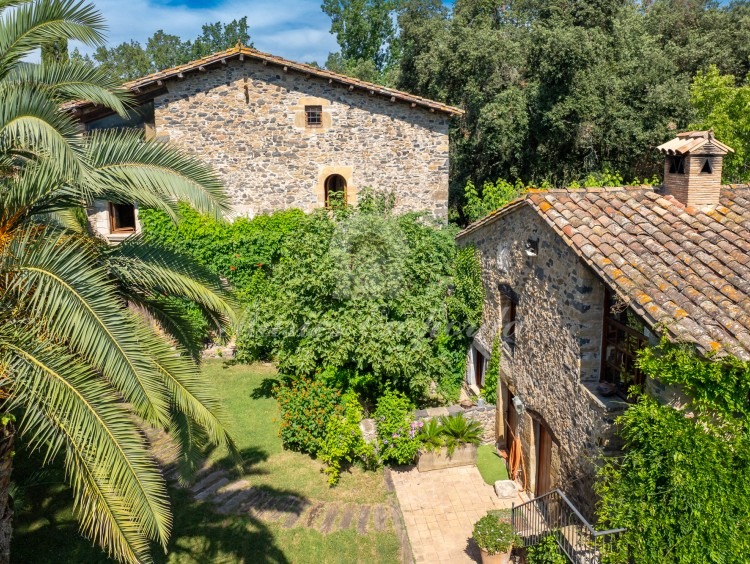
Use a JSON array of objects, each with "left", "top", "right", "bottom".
[{"left": 390, "top": 465, "right": 527, "bottom": 563}]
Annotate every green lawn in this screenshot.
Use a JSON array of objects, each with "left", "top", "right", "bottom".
[
  {"left": 12, "top": 361, "right": 400, "bottom": 563},
  {"left": 476, "top": 445, "right": 510, "bottom": 485}
]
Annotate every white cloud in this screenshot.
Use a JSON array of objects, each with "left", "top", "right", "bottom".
[{"left": 76, "top": 0, "right": 338, "bottom": 64}]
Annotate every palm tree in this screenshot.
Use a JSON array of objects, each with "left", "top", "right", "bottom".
[{"left": 0, "top": 1, "right": 238, "bottom": 562}]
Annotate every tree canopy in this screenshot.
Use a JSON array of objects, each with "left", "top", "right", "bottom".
[{"left": 73, "top": 17, "right": 252, "bottom": 81}]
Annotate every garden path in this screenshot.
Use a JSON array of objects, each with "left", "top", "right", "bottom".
[
  {"left": 390, "top": 464, "right": 525, "bottom": 563},
  {"left": 146, "top": 428, "right": 398, "bottom": 537}
]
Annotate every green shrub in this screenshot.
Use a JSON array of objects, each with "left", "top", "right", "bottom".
[
  {"left": 374, "top": 390, "right": 421, "bottom": 464},
  {"left": 527, "top": 534, "right": 567, "bottom": 564},
  {"left": 439, "top": 414, "right": 483, "bottom": 455},
  {"left": 236, "top": 194, "right": 484, "bottom": 404},
  {"left": 319, "top": 391, "right": 364, "bottom": 486},
  {"left": 472, "top": 513, "right": 518, "bottom": 555},
  {"left": 139, "top": 204, "right": 305, "bottom": 290},
  {"left": 274, "top": 378, "right": 343, "bottom": 455},
  {"left": 596, "top": 340, "right": 750, "bottom": 562}
]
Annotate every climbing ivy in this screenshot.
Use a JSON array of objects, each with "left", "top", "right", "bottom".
[{"left": 596, "top": 339, "right": 750, "bottom": 563}]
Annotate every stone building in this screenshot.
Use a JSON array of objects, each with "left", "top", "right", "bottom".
[
  {"left": 457, "top": 131, "right": 750, "bottom": 517},
  {"left": 70, "top": 46, "right": 462, "bottom": 242}
]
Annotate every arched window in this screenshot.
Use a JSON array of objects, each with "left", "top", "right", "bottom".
[{"left": 324, "top": 174, "right": 347, "bottom": 206}]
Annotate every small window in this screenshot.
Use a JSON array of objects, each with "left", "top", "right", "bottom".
[
  {"left": 110, "top": 203, "right": 136, "bottom": 233},
  {"left": 525, "top": 238, "right": 539, "bottom": 257},
  {"left": 305, "top": 105, "right": 322, "bottom": 128},
  {"left": 324, "top": 174, "right": 347, "bottom": 207},
  {"left": 668, "top": 156, "right": 685, "bottom": 174},
  {"left": 500, "top": 292, "right": 517, "bottom": 345},
  {"left": 701, "top": 159, "right": 713, "bottom": 174},
  {"left": 473, "top": 347, "right": 486, "bottom": 388}
]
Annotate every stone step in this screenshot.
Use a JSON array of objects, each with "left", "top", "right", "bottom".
[
  {"left": 245, "top": 490, "right": 274, "bottom": 519},
  {"left": 189, "top": 469, "right": 227, "bottom": 495},
  {"left": 338, "top": 504, "right": 355, "bottom": 530},
  {"left": 194, "top": 477, "right": 230, "bottom": 501},
  {"left": 357, "top": 505, "right": 371, "bottom": 535},
  {"left": 318, "top": 504, "right": 339, "bottom": 534},
  {"left": 304, "top": 503, "right": 325, "bottom": 528},
  {"left": 372, "top": 505, "right": 387, "bottom": 531}
]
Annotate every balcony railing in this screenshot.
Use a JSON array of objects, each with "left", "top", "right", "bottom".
[{"left": 511, "top": 489, "right": 625, "bottom": 563}]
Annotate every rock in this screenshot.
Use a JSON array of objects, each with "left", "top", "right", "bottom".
[
  {"left": 359, "top": 418, "right": 376, "bottom": 443},
  {"left": 494, "top": 480, "right": 519, "bottom": 499}
]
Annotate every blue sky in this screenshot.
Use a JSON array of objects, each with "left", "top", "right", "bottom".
[{"left": 83, "top": 0, "right": 344, "bottom": 64}]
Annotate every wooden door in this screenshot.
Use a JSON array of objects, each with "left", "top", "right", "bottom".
[
  {"left": 535, "top": 424, "right": 552, "bottom": 496},
  {"left": 506, "top": 391, "right": 518, "bottom": 440}
]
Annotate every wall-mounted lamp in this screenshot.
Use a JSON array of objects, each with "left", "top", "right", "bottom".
[{"left": 512, "top": 395, "right": 525, "bottom": 416}]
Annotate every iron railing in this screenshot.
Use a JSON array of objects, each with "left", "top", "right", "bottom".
[{"left": 511, "top": 489, "right": 625, "bottom": 564}]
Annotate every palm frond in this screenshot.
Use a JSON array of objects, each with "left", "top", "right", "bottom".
[
  {"left": 106, "top": 235, "right": 237, "bottom": 323},
  {"left": 1, "top": 328, "right": 171, "bottom": 561},
  {"left": 4, "top": 61, "right": 130, "bottom": 116},
  {"left": 84, "top": 129, "right": 230, "bottom": 220},
  {"left": 0, "top": 0, "right": 105, "bottom": 76},
  {"left": 0, "top": 84, "right": 82, "bottom": 176},
  {"left": 6, "top": 227, "right": 171, "bottom": 424},
  {"left": 133, "top": 318, "right": 237, "bottom": 456}
]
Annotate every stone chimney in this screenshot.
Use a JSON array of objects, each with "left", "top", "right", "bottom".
[{"left": 656, "top": 130, "right": 734, "bottom": 207}]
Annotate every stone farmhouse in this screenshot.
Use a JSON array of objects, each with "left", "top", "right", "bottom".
[
  {"left": 69, "top": 46, "right": 462, "bottom": 242},
  {"left": 457, "top": 131, "right": 750, "bottom": 517}
]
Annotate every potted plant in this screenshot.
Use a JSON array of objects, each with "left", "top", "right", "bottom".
[
  {"left": 472, "top": 513, "right": 518, "bottom": 564},
  {"left": 416, "top": 414, "right": 483, "bottom": 471}
]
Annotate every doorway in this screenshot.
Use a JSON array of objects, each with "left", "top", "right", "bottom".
[{"left": 534, "top": 421, "right": 553, "bottom": 496}]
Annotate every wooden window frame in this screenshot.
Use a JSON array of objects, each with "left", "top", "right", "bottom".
[
  {"left": 500, "top": 292, "right": 517, "bottom": 350},
  {"left": 600, "top": 288, "right": 649, "bottom": 397},
  {"left": 305, "top": 105, "right": 323, "bottom": 128},
  {"left": 109, "top": 202, "right": 137, "bottom": 234}
]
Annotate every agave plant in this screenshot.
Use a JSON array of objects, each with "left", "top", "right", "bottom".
[
  {"left": 0, "top": 1, "right": 239, "bottom": 562},
  {"left": 439, "top": 414, "right": 483, "bottom": 455}
]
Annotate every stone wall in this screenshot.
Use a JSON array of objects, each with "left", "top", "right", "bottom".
[
  {"left": 151, "top": 59, "right": 450, "bottom": 218},
  {"left": 459, "top": 205, "right": 625, "bottom": 520}
]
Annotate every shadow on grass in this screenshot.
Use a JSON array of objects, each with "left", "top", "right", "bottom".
[
  {"left": 153, "top": 486, "right": 292, "bottom": 564},
  {"left": 250, "top": 377, "right": 280, "bottom": 400},
  {"left": 11, "top": 443, "right": 306, "bottom": 564}
]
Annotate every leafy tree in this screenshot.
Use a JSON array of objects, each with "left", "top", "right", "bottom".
[
  {"left": 93, "top": 18, "right": 253, "bottom": 81},
  {"left": 41, "top": 38, "right": 69, "bottom": 65},
  {"left": 0, "top": 1, "right": 238, "bottom": 562},
  {"left": 93, "top": 39, "right": 151, "bottom": 80},
  {"left": 596, "top": 341, "right": 750, "bottom": 562},
  {"left": 235, "top": 192, "right": 483, "bottom": 403},
  {"left": 689, "top": 65, "right": 750, "bottom": 182},
  {"left": 322, "top": 0, "right": 400, "bottom": 84}
]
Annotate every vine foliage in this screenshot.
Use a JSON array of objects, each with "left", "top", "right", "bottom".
[{"left": 596, "top": 339, "right": 750, "bottom": 563}]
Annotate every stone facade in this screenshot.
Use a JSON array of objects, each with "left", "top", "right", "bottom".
[
  {"left": 150, "top": 59, "right": 450, "bottom": 218},
  {"left": 459, "top": 205, "right": 626, "bottom": 519}
]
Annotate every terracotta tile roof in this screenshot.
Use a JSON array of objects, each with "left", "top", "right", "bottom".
[
  {"left": 63, "top": 45, "right": 463, "bottom": 117},
  {"left": 457, "top": 185, "right": 750, "bottom": 360},
  {"left": 657, "top": 130, "right": 734, "bottom": 155}
]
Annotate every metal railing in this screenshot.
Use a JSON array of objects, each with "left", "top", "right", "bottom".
[{"left": 511, "top": 489, "right": 625, "bottom": 564}]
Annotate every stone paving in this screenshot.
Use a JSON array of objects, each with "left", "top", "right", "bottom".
[{"left": 390, "top": 465, "right": 526, "bottom": 563}]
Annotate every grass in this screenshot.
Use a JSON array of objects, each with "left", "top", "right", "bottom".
[
  {"left": 476, "top": 444, "right": 510, "bottom": 485},
  {"left": 11, "top": 360, "right": 400, "bottom": 563}
]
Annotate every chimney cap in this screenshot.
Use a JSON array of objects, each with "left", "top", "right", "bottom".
[{"left": 657, "top": 130, "right": 734, "bottom": 156}]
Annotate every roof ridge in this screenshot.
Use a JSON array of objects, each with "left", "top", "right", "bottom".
[{"left": 68, "top": 45, "right": 463, "bottom": 117}]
